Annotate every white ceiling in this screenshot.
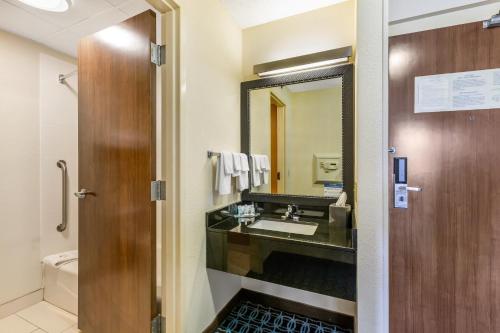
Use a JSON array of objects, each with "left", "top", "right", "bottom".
[
  {"left": 287, "top": 77, "right": 342, "bottom": 93},
  {"left": 0, "top": 0, "right": 154, "bottom": 56},
  {"left": 220, "top": 0, "right": 349, "bottom": 29}
]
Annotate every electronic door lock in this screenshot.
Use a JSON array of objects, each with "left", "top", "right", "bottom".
[{"left": 393, "top": 157, "right": 422, "bottom": 208}]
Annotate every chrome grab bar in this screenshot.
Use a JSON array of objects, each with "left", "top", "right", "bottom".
[{"left": 56, "top": 160, "right": 68, "bottom": 232}]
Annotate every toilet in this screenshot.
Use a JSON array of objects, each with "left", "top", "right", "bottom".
[{"left": 42, "top": 251, "right": 78, "bottom": 315}]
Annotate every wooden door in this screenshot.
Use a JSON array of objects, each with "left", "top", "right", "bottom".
[
  {"left": 389, "top": 22, "right": 500, "bottom": 332},
  {"left": 78, "top": 11, "right": 157, "bottom": 333}
]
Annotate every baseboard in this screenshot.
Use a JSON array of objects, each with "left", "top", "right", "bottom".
[
  {"left": 203, "top": 289, "right": 247, "bottom": 333},
  {"left": 203, "top": 288, "right": 355, "bottom": 333},
  {"left": 0, "top": 289, "right": 43, "bottom": 319}
]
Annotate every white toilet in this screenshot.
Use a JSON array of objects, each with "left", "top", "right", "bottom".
[{"left": 42, "top": 251, "right": 78, "bottom": 315}]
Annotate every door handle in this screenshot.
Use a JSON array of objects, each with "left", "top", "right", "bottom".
[
  {"left": 74, "top": 188, "right": 93, "bottom": 199},
  {"left": 407, "top": 186, "right": 422, "bottom": 192}
]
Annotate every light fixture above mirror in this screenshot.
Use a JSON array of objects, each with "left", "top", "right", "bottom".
[
  {"left": 16, "top": 0, "right": 71, "bottom": 12},
  {"left": 254, "top": 46, "right": 352, "bottom": 78}
]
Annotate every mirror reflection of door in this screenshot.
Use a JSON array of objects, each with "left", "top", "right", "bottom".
[{"left": 270, "top": 94, "right": 285, "bottom": 194}]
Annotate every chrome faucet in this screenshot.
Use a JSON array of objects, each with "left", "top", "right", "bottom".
[{"left": 282, "top": 204, "right": 300, "bottom": 221}]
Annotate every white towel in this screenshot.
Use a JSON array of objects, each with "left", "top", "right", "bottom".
[
  {"left": 251, "top": 155, "right": 261, "bottom": 187},
  {"left": 222, "top": 151, "right": 234, "bottom": 175},
  {"left": 260, "top": 155, "right": 270, "bottom": 185},
  {"left": 232, "top": 152, "right": 242, "bottom": 177},
  {"left": 238, "top": 153, "right": 249, "bottom": 191},
  {"left": 215, "top": 152, "right": 233, "bottom": 195}
]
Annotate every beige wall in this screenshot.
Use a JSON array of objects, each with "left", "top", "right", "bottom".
[
  {"left": 242, "top": 0, "right": 356, "bottom": 79},
  {"left": 356, "top": 0, "right": 388, "bottom": 331},
  {"left": 174, "top": 0, "right": 243, "bottom": 331},
  {"left": 287, "top": 87, "right": 342, "bottom": 196},
  {"left": 39, "top": 54, "right": 78, "bottom": 259},
  {"left": 0, "top": 30, "right": 76, "bottom": 307},
  {"left": 0, "top": 29, "right": 42, "bottom": 306}
]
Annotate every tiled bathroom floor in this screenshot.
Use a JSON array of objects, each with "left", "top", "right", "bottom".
[{"left": 0, "top": 302, "right": 79, "bottom": 333}]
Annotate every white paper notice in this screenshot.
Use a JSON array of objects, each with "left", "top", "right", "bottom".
[{"left": 415, "top": 68, "right": 500, "bottom": 113}]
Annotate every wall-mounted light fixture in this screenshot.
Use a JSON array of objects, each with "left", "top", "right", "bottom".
[{"left": 254, "top": 46, "right": 352, "bottom": 78}]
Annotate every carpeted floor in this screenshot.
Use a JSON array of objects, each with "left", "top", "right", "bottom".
[{"left": 215, "top": 301, "right": 353, "bottom": 333}]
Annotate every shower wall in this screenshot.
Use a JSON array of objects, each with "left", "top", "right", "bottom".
[
  {"left": 39, "top": 54, "right": 78, "bottom": 259},
  {"left": 0, "top": 29, "right": 77, "bottom": 308}
]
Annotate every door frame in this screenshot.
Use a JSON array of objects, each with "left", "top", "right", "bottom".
[
  {"left": 146, "top": 1, "right": 180, "bottom": 332},
  {"left": 270, "top": 93, "right": 285, "bottom": 194}
]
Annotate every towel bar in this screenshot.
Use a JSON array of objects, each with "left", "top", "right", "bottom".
[{"left": 207, "top": 150, "right": 221, "bottom": 158}]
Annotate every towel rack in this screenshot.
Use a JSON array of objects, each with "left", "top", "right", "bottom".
[
  {"left": 207, "top": 150, "right": 221, "bottom": 158},
  {"left": 56, "top": 160, "right": 68, "bottom": 232}
]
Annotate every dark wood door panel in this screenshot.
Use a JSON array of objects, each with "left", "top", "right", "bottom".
[
  {"left": 78, "top": 11, "right": 157, "bottom": 333},
  {"left": 389, "top": 22, "right": 500, "bottom": 333}
]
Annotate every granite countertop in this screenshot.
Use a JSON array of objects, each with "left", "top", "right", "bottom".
[{"left": 207, "top": 210, "right": 355, "bottom": 252}]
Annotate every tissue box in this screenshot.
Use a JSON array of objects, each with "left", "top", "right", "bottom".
[{"left": 329, "top": 204, "right": 352, "bottom": 228}]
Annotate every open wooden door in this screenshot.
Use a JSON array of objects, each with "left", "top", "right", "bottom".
[
  {"left": 389, "top": 22, "right": 500, "bottom": 332},
  {"left": 77, "top": 11, "right": 157, "bottom": 333}
]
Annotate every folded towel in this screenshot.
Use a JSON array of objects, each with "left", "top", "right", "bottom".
[
  {"left": 215, "top": 152, "right": 232, "bottom": 195},
  {"left": 260, "top": 155, "right": 270, "bottom": 185},
  {"left": 232, "top": 152, "right": 242, "bottom": 177},
  {"left": 261, "top": 155, "right": 270, "bottom": 171},
  {"left": 240, "top": 153, "right": 249, "bottom": 172},
  {"left": 238, "top": 153, "right": 249, "bottom": 191},
  {"left": 222, "top": 151, "right": 234, "bottom": 175},
  {"left": 42, "top": 250, "right": 78, "bottom": 268},
  {"left": 251, "top": 155, "right": 261, "bottom": 187}
]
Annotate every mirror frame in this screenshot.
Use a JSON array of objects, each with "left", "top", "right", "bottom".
[{"left": 241, "top": 64, "right": 354, "bottom": 207}]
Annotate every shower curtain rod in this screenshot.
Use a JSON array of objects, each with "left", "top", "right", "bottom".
[{"left": 58, "top": 70, "right": 78, "bottom": 84}]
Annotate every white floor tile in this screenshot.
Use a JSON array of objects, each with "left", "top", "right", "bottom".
[
  {"left": 33, "top": 330, "right": 47, "bottom": 333},
  {"left": 0, "top": 315, "right": 37, "bottom": 333},
  {"left": 62, "top": 325, "right": 80, "bottom": 333},
  {"left": 17, "top": 302, "right": 76, "bottom": 333}
]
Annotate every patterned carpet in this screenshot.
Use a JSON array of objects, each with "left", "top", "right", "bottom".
[{"left": 215, "top": 301, "right": 353, "bottom": 333}]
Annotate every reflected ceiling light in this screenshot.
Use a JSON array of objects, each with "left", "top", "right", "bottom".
[
  {"left": 17, "top": 0, "right": 71, "bottom": 12},
  {"left": 95, "top": 26, "right": 140, "bottom": 50},
  {"left": 254, "top": 46, "right": 352, "bottom": 78}
]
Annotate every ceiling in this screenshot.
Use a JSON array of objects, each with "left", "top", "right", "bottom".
[
  {"left": 220, "top": 0, "right": 349, "bottom": 29},
  {"left": 0, "top": 0, "right": 154, "bottom": 56}
]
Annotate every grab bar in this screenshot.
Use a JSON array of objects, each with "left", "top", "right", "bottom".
[{"left": 56, "top": 160, "right": 68, "bottom": 232}]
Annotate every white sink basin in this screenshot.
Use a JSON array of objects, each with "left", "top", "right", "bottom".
[{"left": 247, "top": 219, "right": 318, "bottom": 236}]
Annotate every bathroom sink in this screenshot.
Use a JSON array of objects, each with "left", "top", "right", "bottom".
[{"left": 247, "top": 219, "right": 318, "bottom": 236}]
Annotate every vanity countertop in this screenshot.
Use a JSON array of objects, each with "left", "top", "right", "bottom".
[{"left": 207, "top": 209, "right": 355, "bottom": 253}]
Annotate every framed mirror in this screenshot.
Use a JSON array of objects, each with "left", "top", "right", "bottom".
[{"left": 241, "top": 64, "right": 354, "bottom": 206}]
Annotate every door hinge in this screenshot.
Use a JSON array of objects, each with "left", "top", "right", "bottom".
[
  {"left": 151, "top": 43, "right": 166, "bottom": 66},
  {"left": 151, "top": 315, "right": 165, "bottom": 333},
  {"left": 151, "top": 180, "right": 166, "bottom": 201}
]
